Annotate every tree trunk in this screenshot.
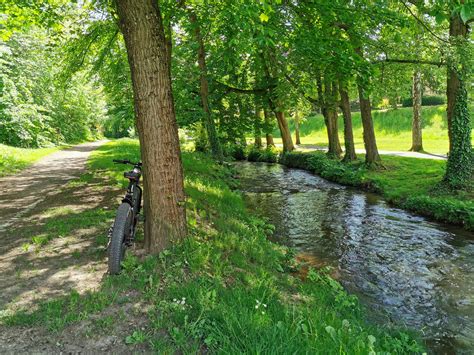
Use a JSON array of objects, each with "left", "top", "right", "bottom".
[
  {"left": 324, "top": 80, "right": 342, "bottom": 158},
  {"left": 254, "top": 108, "right": 263, "bottom": 148},
  {"left": 410, "top": 69, "right": 423, "bottom": 152},
  {"left": 357, "top": 85, "right": 381, "bottom": 165},
  {"left": 116, "top": 0, "right": 187, "bottom": 253},
  {"left": 325, "top": 108, "right": 342, "bottom": 158},
  {"left": 188, "top": 10, "right": 223, "bottom": 161},
  {"left": 339, "top": 83, "right": 357, "bottom": 161},
  {"left": 354, "top": 47, "right": 381, "bottom": 165},
  {"left": 294, "top": 110, "right": 301, "bottom": 145},
  {"left": 275, "top": 110, "right": 295, "bottom": 152},
  {"left": 263, "top": 108, "right": 275, "bottom": 147},
  {"left": 443, "top": 5, "right": 472, "bottom": 189},
  {"left": 267, "top": 98, "right": 294, "bottom": 152}
]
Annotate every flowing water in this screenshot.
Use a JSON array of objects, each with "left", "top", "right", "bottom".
[{"left": 236, "top": 161, "right": 474, "bottom": 354}]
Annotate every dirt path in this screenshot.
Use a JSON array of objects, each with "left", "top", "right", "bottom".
[
  {"left": 276, "top": 143, "right": 447, "bottom": 160},
  {"left": 0, "top": 141, "right": 117, "bottom": 311}
]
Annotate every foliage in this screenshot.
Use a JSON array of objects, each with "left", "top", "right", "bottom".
[
  {"left": 247, "top": 145, "right": 278, "bottom": 163},
  {"left": 443, "top": 77, "right": 472, "bottom": 189},
  {"left": 0, "top": 28, "right": 106, "bottom": 147}
]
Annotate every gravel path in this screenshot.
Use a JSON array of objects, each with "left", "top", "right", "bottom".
[{"left": 0, "top": 140, "right": 114, "bottom": 311}]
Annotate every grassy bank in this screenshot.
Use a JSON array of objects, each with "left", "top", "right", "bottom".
[
  {"left": 274, "top": 105, "right": 473, "bottom": 154},
  {"left": 279, "top": 151, "right": 474, "bottom": 230},
  {"left": 0, "top": 144, "right": 63, "bottom": 176},
  {"left": 1, "top": 139, "right": 423, "bottom": 353}
]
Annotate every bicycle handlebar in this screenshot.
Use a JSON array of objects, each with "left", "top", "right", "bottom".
[{"left": 113, "top": 159, "right": 142, "bottom": 167}]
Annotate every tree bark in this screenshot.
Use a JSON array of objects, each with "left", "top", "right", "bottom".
[
  {"left": 274, "top": 110, "right": 294, "bottom": 152},
  {"left": 267, "top": 99, "right": 294, "bottom": 152},
  {"left": 339, "top": 83, "right": 357, "bottom": 161},
  {"left": 263, "top": 108, "right": 275, "bottom": 147},
  {"left": 443, "top": 3, "right": 472, "bottom": 188},
  {"left": 188, "top": 10, "right": 223, "bottom": 161},
  {"left": 355, "top": 48, "right": 381, "bottom": 165},
  {"left": 410, "top": 69, "right": 423, "bottom": 152},
  {"left": 320, "top": 78, "right": 342, "bottom": 158},
  {"left": 357, "top": 85, "right": 381, "bottom": 164},
  {"left": 294, "top": 110, "right": 301, "bottom": 145},
  {"left": 116, "top": 0, "right": 187, "bottom": 253},
  {"left": 446, "top": 9, "right": 468, "bottom": 151}
]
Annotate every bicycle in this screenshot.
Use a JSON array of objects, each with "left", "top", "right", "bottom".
[{"left": 108, "top": 159, "right": 143, "bottom": 275}]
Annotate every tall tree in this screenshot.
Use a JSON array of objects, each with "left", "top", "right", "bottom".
[
  {"left": 443, "top": 2, "right": 472, "bottom": 188},
  {"left": 339, "top": 81, "right": 357, "bottom": 161},
  {"left": 410, "top": 68, "right": 423, "bottom": 152},
  {"left": 187, "top": 8, "right": 223, "bottom": 161},
  {"left": 115, "top": 0, "right": 187, "bottom": 253}
]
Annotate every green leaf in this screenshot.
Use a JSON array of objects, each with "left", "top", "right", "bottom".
[
  {"left": 259, "top": 13, "right": 269, "bottom": 22},
  {"left": 460, "top": 4, "right": 474, "bottom": 24}
]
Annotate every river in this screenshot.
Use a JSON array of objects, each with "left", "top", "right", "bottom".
[{"left": 236, "top": 161, "right": 474, "bottom": 354}]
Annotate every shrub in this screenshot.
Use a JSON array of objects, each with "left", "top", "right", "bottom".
[
  {"left": 402, "top": 96, "right": 445, "bottom": 107},
  {"left": 222, "top": 143, "right": 246, "bottom": 160},
  {"left": 247, "top": 145, "right": 278, "bottom": 163}
]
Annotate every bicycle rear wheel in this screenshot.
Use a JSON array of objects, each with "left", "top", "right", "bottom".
[{"left": 108, "top": 203, "right": 132, "bottom": 275}]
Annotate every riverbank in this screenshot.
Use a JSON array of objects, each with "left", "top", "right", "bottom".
[
  {"left": 273, "top": 104, "right": 474, "bottom": 154},
  {"left": 279, "top": 151, "right": 473, "bottom": 230},
  {"left": 0, "top": 139, "right": 423, "bottom": 353}
]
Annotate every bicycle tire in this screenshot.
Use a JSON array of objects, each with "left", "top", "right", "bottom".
[{"left": 108, "top": 203, "right": 132, "bottom": 275}]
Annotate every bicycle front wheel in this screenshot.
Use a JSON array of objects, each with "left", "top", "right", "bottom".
[{"left": 108, "top": 203, "right": 132, "bottom": 275}]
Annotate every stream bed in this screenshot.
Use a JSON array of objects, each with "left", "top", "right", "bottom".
[{"left": 236, "top": 161, "right": 474, "bottom": 354}]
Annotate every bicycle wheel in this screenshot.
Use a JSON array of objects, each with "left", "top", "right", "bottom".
[{"left": 108, "top": 203, "right": 132, "bottom": 275}]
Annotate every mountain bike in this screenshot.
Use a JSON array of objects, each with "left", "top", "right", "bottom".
[{"left": 108, "top": 159, "right": 143, "bottom": 275}]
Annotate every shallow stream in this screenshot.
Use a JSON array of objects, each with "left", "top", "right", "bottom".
[{"left": 236, "top": 161, "right": 474, "bottom": 354}]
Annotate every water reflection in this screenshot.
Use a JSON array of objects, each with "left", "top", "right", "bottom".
[{"left": 237, "top": 162, "right": 474, "bottom": 353}]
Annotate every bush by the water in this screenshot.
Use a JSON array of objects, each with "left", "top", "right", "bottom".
[{"left": 247, "top": 145, "right": 278, "bottom": 163}]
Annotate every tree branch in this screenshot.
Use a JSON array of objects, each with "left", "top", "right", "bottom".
[
  {"left": 373, "top": 58, "right": 445, "bottom": 66},
  {"left": 214, "top": 80, "right": 272, "bottom": 95},
  {"left": 399, "top": 0, "right": 449, "bottom": 44}
]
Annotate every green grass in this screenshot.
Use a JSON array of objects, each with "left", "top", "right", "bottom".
[
  {"left": 0, "top": 144, "right": 63, "bottom": 176},
  {"left": 274, "top": 105, "right": 473, "bottom": 154},
  {"left": 280, "top": 151, "right": 474, "bottom": 230},
  {"left": 1, "top": 139, "right": 424, "bottom": 353}
]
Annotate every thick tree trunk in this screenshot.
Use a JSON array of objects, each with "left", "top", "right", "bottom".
[
  {"left": 116, "top": 0, "right": 187, "bottom": 253},
  {"left": 275, "top": 110, "right": 295, "bottom": 152},
  {"left": 267, "top": 98, "right": 294, "bottom": 152},
  {"left": 410, "top": 69, "right": 423, "bottom": 152},
  {"left": 294, "top": 110, "right": 301, "bottom": 145},
  {"left": 339, "top": 84, "right": 357, "bottom": 161},
  {"left": 188, "top": 10, "right": 223, "bottom": 161},
  {"left": 263, "top": 108, "right": 275, "bottom": 147},
  {"left": 324, "top": 80, "right": 342, "bottom": 157},
  {"left": 357, "top": 85, "right": 381, "bottom": 164},
  {"left": 446, "top": 10, "right": 468, "bottom": 151},
  {"left": 325, "top": 108, "right": 342, "bottom": 157},
  {"left": 443, "top": 5, "right": 472, "bottom": 188},
  {"left": 354, "top": 48, "right": 381, "bottom": 165}
]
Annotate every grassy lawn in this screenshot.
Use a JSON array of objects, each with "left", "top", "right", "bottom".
[
  {"left": 0, "top": 144, "right": 63, "bottom": 176},
  {"left": 274, "top": 105, "right": 473, "bottom": 154},
  {"left": 1, "top": 139, "right": 423, "bottom": 353},
  {"left": 280, "top": 151, "right": 474, "bottom": 230}
]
